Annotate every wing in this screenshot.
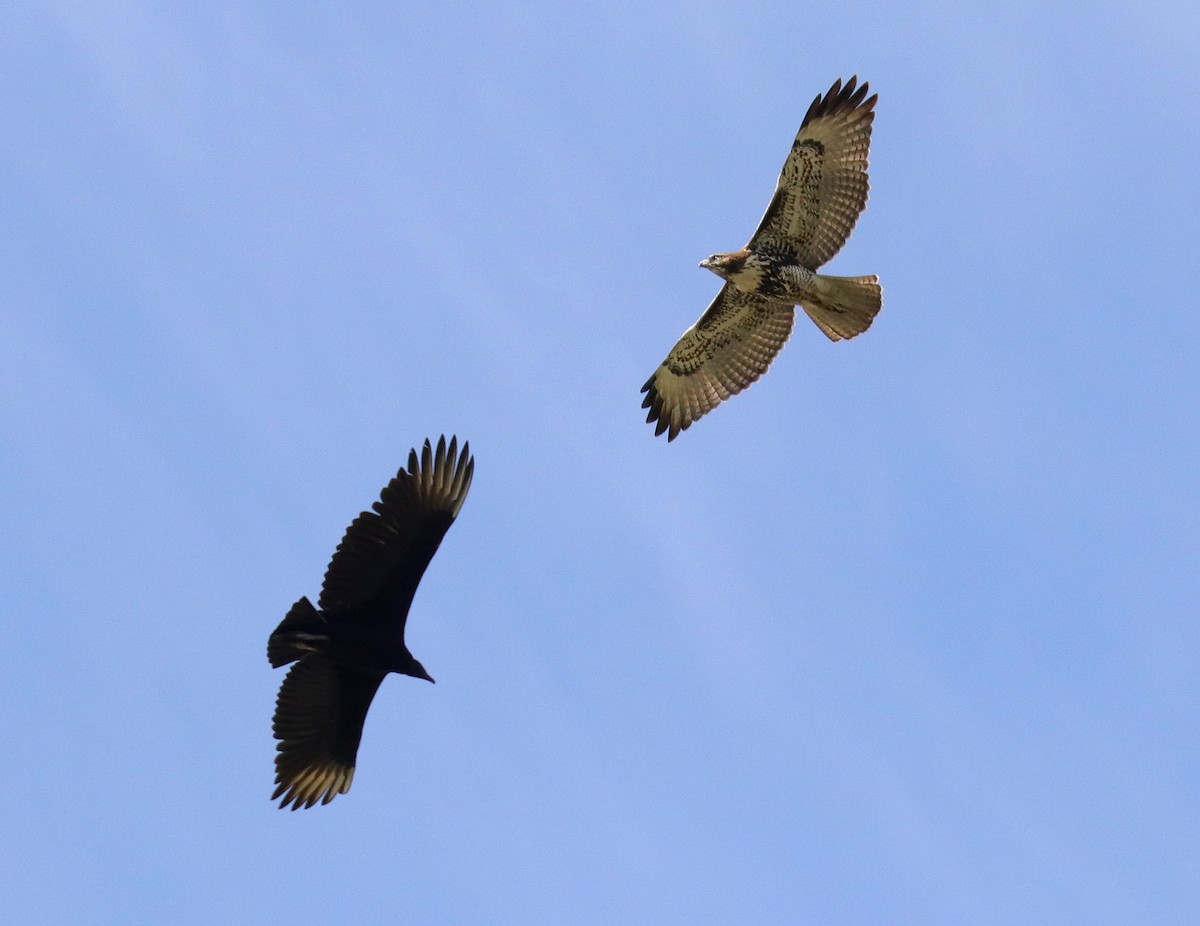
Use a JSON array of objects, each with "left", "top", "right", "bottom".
[
  {"left": 641, "top": 284, "right": 795, "bottom": 440},
  {"left": 318, "top": 435, "right": 474, "bottom": 625},
  {"left": 749, "top": 76, "right": 876, "bottom": 269},
  {"left": 271, "top": 653, "right": 385, "bottom": 810}
]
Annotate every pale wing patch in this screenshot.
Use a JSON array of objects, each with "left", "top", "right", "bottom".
[{"left": 641, "top": 285, "right": 795, "bottom": 440}]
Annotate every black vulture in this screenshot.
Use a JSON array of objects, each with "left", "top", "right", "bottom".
[{"left": 267, "top": 435, "right": 474, "bottom": 809}]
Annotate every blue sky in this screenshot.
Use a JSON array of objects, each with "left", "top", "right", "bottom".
[{"left": 3, "top": 1, "right": 1198, "bottom": 922}]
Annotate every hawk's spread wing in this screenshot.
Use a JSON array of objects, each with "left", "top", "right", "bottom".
[
  {"left": 318, "top": 436, "right": 474, "bottom": 625},
  {"left": 641, "top": 284, "right": 795, "bottom": 440},
  {"left": 749, "top": 76, "right": 876, "bottom": 269},
  {"left": 271, "top": 653, "right": 385, "bottom": 810}
]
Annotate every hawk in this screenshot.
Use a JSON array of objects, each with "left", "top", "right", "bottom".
[
  {"left": 267, "top": 435, "right": 474, "bottom": 809},
  {"left": 641, "top": 76, "right": 882, "bottom": 441}
]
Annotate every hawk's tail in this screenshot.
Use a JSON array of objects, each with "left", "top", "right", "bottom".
[{"left": 802, "top": 274, "right": 882, "bottom": 342}]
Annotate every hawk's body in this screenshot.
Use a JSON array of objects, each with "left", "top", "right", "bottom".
[
  {"left": 642, "top": 76, "right": 882, "bottom": 441},
  {"left": 267, "top": 436, "right": 474, "bottom": 810}
]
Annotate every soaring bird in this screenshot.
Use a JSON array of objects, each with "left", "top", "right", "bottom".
[
  {"left": 267, "top": 435, "right": 474, "bottom": 809},
  {"left": 641, "top": 76, "right": 882, "bottom": 441}
]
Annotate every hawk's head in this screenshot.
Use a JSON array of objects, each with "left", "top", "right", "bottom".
[
  {"left": 700, "top": 248, "right": 763, "bottom": 291},
  {"left": 699, "top": 251, "right": 745, "bottom": 279}
]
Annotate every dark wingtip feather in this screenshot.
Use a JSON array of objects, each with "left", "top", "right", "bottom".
[
  {"left": 455, "top": 441, "right": 475, "bottom": 502},
  {"left": 433, "top": 434, "right": 447, "bottom": 481},
  {"left": 802, "top": 75, "right": 876, "bottom": 128},
  {"left": 641, "top": 379, "right": 664, "bottom": 422},
  {"left": 420, "top": 437, "right": 434, "bottom": 478},
  {"left": 640, "top": 375, "right": 688, "bottom": 441}
]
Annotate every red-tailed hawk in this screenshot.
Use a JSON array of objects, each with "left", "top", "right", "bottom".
[
  {"left": 267, "top": 436, "right": 474, "bottom": 809},
  {"left": 641, "top": 76, "right": 882, "bottom": 441}
]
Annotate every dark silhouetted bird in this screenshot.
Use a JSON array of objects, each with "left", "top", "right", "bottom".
[
  {"left": 642, "top": 76, "right": 882, "bottom": 440},
  {"left": 267, "top": 435, "right": 474, "bottom": 809}
]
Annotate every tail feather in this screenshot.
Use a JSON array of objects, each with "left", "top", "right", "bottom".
[
  {"left": 802, "top": 274, "right": 882, "bottom": 341},
  {"left": 268, "top": 597, "right": 325, "bottom": 668}
]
